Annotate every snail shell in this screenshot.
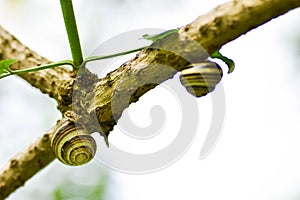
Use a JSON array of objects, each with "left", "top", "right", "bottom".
[
  {"left": 51, "top": 120, "right": 97, "bottom": 166},
  {"left": 179, "top": 61, "right": 223, "bottom": 97}
]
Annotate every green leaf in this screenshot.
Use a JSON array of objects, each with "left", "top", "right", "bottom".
[
  {"left": 142, "top": 29, "right": 179, "bottom": 42},
  {"left": 211, "top": 50, "right": 235, "bottom": 74},
  {"left": 0, "top": 59, "right": 16, "bottom": 78}
]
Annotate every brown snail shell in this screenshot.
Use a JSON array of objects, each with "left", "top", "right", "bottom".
[
  {"left": 179, "top": 61, "right": 223, "bottom": 97},
  {"left": 51, "top": 120, "right": 97, "bottom": 166}
]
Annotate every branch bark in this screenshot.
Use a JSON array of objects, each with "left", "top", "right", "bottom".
[
  {"left": 0, "top": 127, "right": 57, "bottom": 200},
  {"left": 0, "top": 0, "right": 299, "bottom": 199},
  {"left": 0, "top": 26, "right": 75, "bottom": 112}
]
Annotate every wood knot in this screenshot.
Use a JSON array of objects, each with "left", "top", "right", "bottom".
[
  {"left": 10, "top": 159, "right": 18, "bottom": 168},
  {"left": 0, "top": 182, "right": 6, "bottom": 191},
  {"left": 12, "top": 173, "right": 21, "bottom": 181},
  {"left": 42, "top": 134, "right": 50, "bottom": 143}
]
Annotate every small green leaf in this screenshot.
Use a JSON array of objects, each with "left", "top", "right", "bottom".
[
  {"left": 142, "top": 29, "right": 179, "bottom": 42},
  {"left": 0, "top": 59, "right": 16, "bottom": 78},
  {"left": 211, "top": 50, "right": 235, "bottom": 74}
]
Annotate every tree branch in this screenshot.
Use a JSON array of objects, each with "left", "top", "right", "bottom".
[
  {"left": 0, "top": 124, "right": 57, "bottom": 200},
  {"left": 0, "top": 0, "right": 299, "bottom": 199},
  {"left": 0, "top": 26, "right": 75, "bottom": 112}
]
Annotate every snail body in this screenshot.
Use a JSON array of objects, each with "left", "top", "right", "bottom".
[
  {"left": 51, "top": 119, "right": 97, "bottom": 166},
  {"left": 179, "top": 61, "right": 223, "bottom": 97}
]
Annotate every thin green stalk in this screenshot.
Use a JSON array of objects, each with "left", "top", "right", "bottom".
[
  {"left": 83, "top": 46, "right": 148, "bottom": 64},
  {"left": 0, "top": 46, "right": 147, "bottom": 80},
  {"left": 0, "top": 60, "right": 73, "bottom": 79},
  {"left": 60, "top": 0, "right": 83, "bottom": 69},
  {"left": 211, "top": 50, "right": 235, "bottom": 73}
]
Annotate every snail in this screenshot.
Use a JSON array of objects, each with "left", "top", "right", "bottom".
[
  {"left": 51, "top": 119, "right": 97, "bottom": 166},
  {"left": 179, "top": 61, "right": 223, "bottom": 97}
]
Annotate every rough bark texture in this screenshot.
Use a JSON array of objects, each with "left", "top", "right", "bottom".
[
  {"left": 0, "top": 26, "right": 75, "bottom": 112},
  {"left": 0, "top": 127, "right": 57, "bottom": 200},
  {"left": 0, "top": 0, "right": 300, "bottom": 199}
]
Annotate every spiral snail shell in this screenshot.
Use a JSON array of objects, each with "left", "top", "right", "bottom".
[
  {"left": 51, "top": 119, "right": 97, "bottom": 166},
  {"left": 179, "top": 61, "right": 223, "bottom": 97}
]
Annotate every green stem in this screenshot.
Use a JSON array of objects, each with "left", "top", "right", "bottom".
[
  {"left": 83, "top": 46, "right": 148, "bottom": 64},
  {"left": 0, "top": 46, "right": 148, "bottom": 80},
  {"left": 211, "top": 50, "right": 235, "bottom": 73},
  {"left": 0, "top": 60, "right": 74, "bottom": 79},
  {"left": 60, "top": 0, "right": 83, "bottom": 69}
]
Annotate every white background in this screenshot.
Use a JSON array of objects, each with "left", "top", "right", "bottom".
[{"left": 1, "top": 0, "right": 300, "bottom": 199}]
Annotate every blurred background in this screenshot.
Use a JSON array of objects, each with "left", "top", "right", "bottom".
[{"left": 1, "top": 0, "right": 300, "bottom": 199}]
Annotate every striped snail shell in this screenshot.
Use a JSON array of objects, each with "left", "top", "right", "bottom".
[
  {"left": 51, "top": 119, "right": 97, "bottom": 166},
  {"left": 179, "top": 61, "right": 223, "bottom": 97}
]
